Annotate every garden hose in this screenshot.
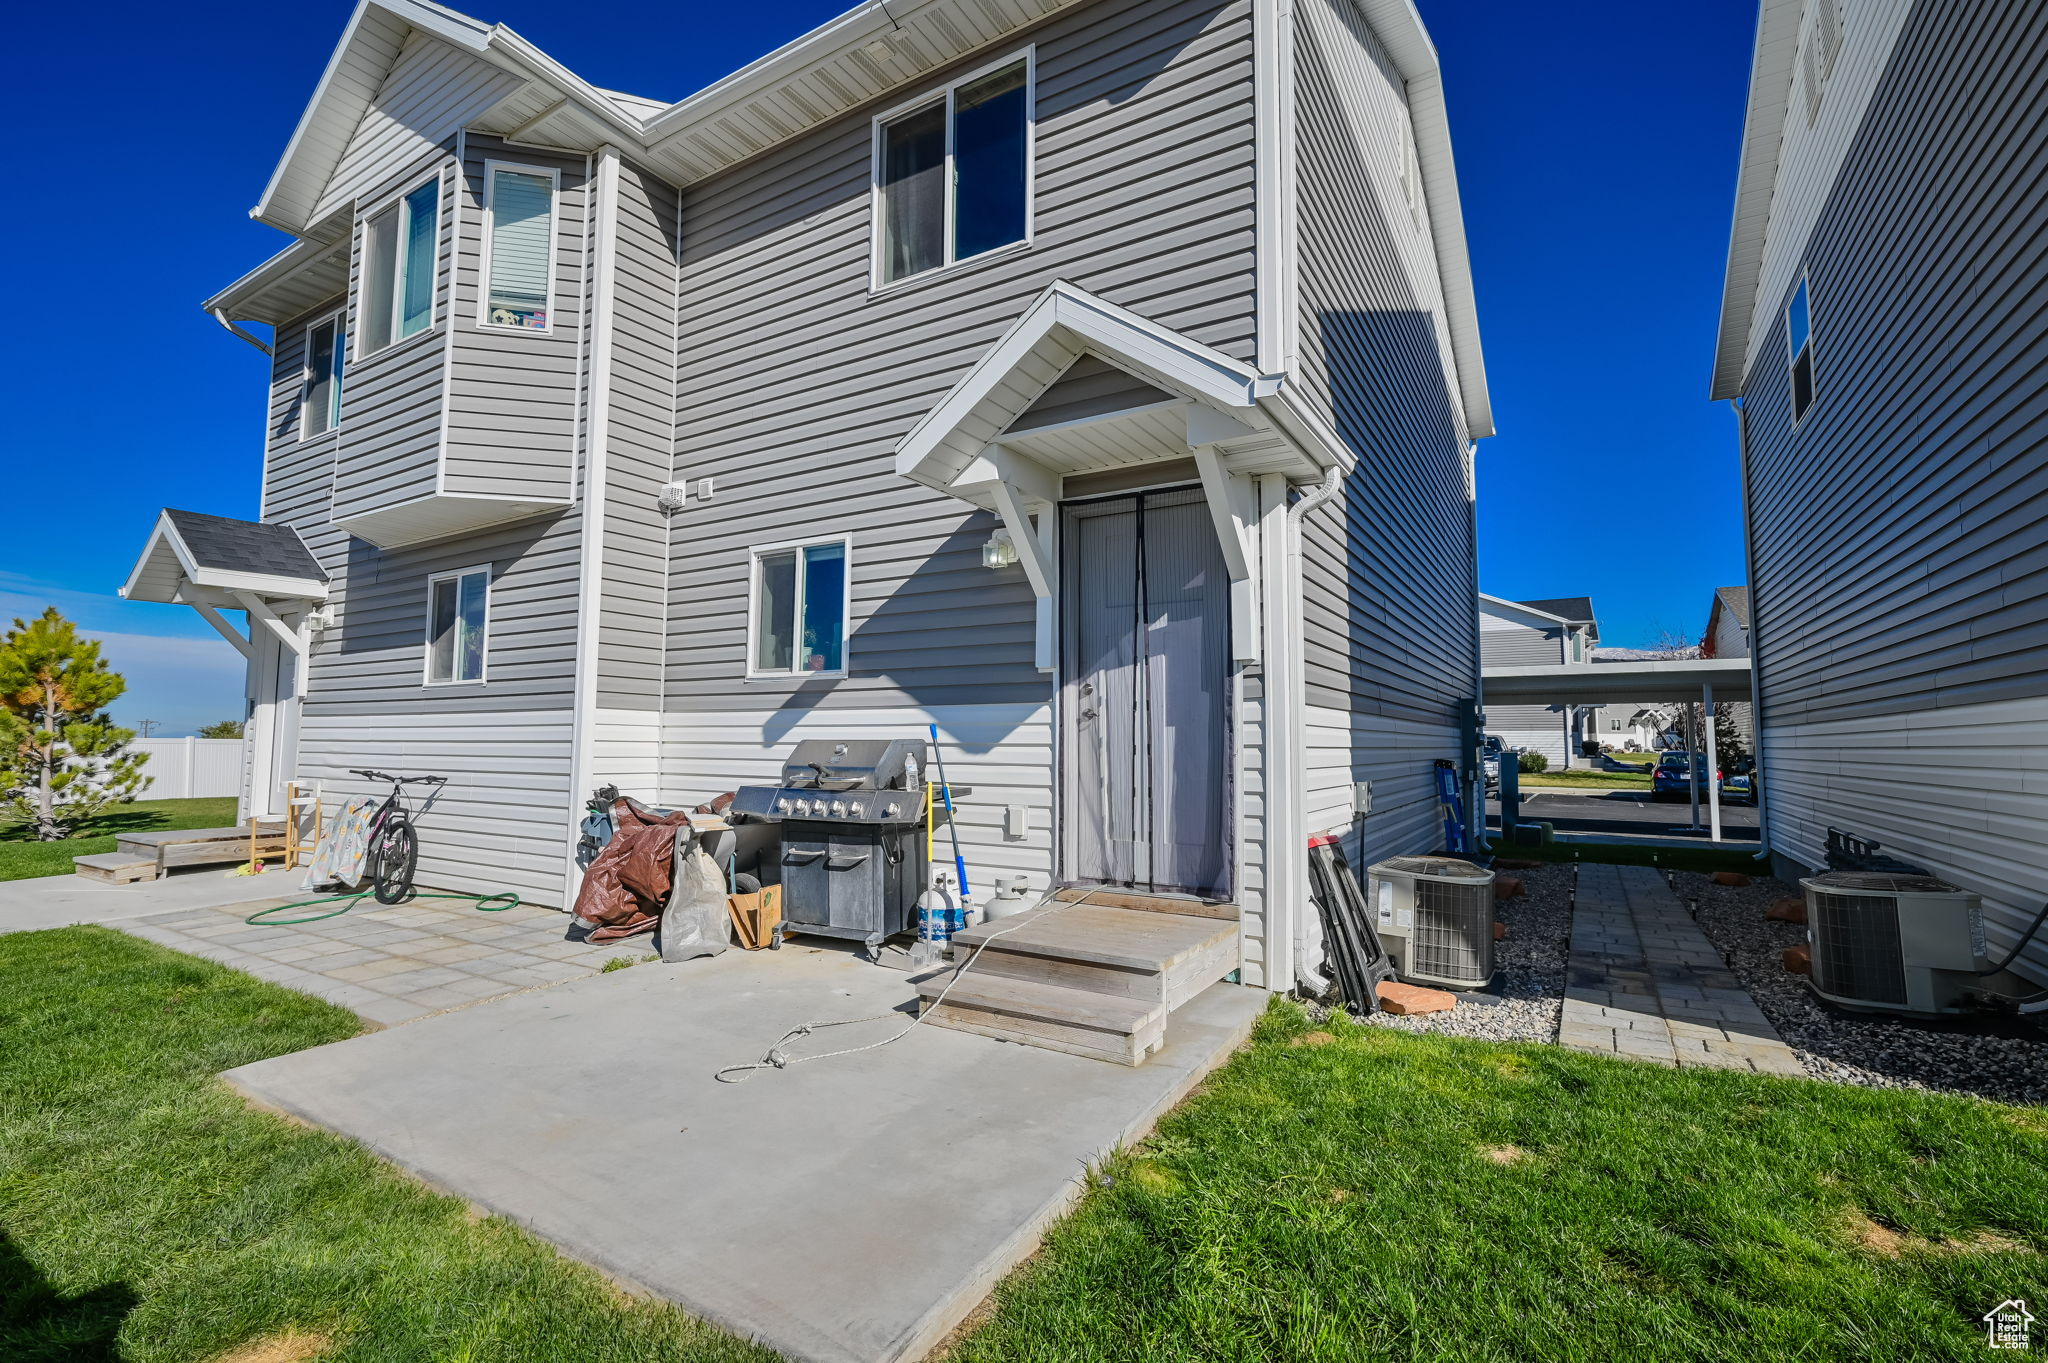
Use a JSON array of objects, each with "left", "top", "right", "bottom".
[{"left": 245, "top": 889, "right": 522, "bottom": 926}]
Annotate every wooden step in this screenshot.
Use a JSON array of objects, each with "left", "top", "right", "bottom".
[
  {"left": 952, "top": 904, "right": 1239, "bottom": 1010},
  {"left": 73, "top": 852, "right": 158, "bottom": 885},
  {"left": 1050, "top": 886, "right": 1239, "bottom": 920},
  {"left": 916, "top": 971, "right": 1167, "bottom": 1066},
  {"left": 117, "top": 826, "right": 268, "bottom": 870}
]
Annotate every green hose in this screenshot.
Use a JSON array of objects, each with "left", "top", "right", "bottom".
[{"left": 246, "top": 889, "right": 522, "bottom": 926}]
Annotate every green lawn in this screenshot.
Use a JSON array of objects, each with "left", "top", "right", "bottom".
[
  {"left": 0, "top": 927, "right": 771, "bottom": 1363},
  {"left": 1521, "top": 767, "right": 1652, "bottom": 789},
  {"left": 0, "top": 797, "right": 240, "bottom": 882},
  {"left": 952, "top": 1003, "right": 2048, "bottom": 1362}
]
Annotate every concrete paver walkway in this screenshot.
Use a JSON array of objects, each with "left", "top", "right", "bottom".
[{"left": 1561, "top": 864, "right": 1805, "bottom": 1076}]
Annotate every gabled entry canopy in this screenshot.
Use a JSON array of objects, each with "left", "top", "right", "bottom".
[{"left": 121, "top": 509, "right": 329, "bottom": 663}]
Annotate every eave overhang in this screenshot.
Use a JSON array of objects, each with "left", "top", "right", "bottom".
[
  {"left": 1483, "top": 657, "right": 1754, "bottom": 705},
  {"left": 120, "top": 510, "right": 329, "bottom": 611},
  {"left": 1711, "top": 0, "right": 1806, "bottom": 400}
]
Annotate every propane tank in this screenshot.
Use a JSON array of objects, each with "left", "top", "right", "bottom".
[{"left": 984, "top": 875, "right": 1033, "bottom": 921}]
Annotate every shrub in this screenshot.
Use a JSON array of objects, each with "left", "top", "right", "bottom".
[{"left": 1517, "top": 751, "right": 1550, "bottom": 774}]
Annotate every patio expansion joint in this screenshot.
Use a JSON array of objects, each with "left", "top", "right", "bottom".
[{"left": 1558, "top": 864, "right": 1804, "bottom": 1076}]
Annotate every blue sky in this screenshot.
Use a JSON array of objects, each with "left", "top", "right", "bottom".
[{"left": 1, "top": 0, "right": 1754, "bottom": 734}]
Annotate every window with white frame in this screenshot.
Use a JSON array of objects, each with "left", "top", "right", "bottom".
[
  {"left": 302, "top": 312, "right": 345, "bottom": 438},
  {"left": 481, "top": 163, "right": 557, "bottom": 330},
  {"left": 426, "top": 566, "right": 489, "bottom": 684},
  {"left": 359, "top": 176, "right": 442, "bottom": 356},
  {"left": 1787, "top": 275, "right": 1817, "bottom": 421},
  {"left": 874, "top": 54, "right": 1032, "bottom": 286},
  {"left": 750, "top": 539, "right": 849, "bottom": 675}
]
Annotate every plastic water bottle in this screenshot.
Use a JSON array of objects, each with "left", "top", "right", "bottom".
[{"left": 909, "top": 873, "right": 958, "bottom": 970}]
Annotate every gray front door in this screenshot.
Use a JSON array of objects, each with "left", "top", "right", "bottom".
[{"left": 1062, "top": 487, "right": 1230, "bottom": 897}]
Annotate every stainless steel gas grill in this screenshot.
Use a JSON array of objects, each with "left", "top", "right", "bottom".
[{"left": 730, "top": 739, "right": 931, "bottom": 956}]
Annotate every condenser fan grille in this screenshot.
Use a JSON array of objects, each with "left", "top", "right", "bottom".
[
  {"left": 1809, "top": 891, "right": 1908, "bottom": 1006},
  {"left": 1381, "top": 856, "right": 1489, "bottom": 881},
  {"left": 1410, "top": 877, "right": 1493, "bottom": 984}
]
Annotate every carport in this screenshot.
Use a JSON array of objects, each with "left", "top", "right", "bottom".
[{"left": 1481, "top": 657, "right": 1754, "bottom": 842}]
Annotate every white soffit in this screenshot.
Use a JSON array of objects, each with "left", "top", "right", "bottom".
[{"left": 1710, "top": 0, "right": 1805, "bottom": 400}]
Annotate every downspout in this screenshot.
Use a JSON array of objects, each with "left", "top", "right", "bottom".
[
  {"left": 564, "top": 146, "right": 622, "bottom": 903},
  {"left": 1464, "top": 440, "right": 1485, "bottom": 852},
  {"left": 1276, "top": 465, "right": 1342, "bottom": 992},
  {"left": 1731, "top": 397, "right": 1772, "bottom": 863}
]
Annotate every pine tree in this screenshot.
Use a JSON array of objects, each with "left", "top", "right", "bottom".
[
  {"left": 197, "top": 719, "right": 245, "bottom": 739},
  {"left": 0, "top": 609, "right": 150, "bottom": 840}
]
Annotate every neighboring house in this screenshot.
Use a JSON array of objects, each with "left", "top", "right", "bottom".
[
  {"left": 1477, "top": 595, "right": 1597, "bottom": 766},
  {"left": 1698, "top": 585, "right": 1755, "bottom": 751},
  {"left": 120, "top": 0, "right": 1492, "bottom": 992},
  {"left": 1712, "top": 0, "right": 2047, "bottom": 980}
]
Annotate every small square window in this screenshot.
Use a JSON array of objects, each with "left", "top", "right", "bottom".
[
  {"left": 875, "top": 55, "right": 1032, "bottom": 286},
  {"left": 426, "top": 567, "right": 489, "bottom": 684},
  {"left": 302, "top": 312, "right": 345, "bottom": 438},
  {"left": 750, "top": 539, "right": 849, "bottom": 676}
]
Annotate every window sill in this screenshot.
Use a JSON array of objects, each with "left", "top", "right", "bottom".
[
  {"left": 295, "top": 427, "right": 342, "bottom": 448},
  {"left": 869, "top": 237, "right": 1033, "bottom": 300},
  {"left": 745, "top": 671, "right": 849, "bottom": 682},
  {"left": 422, "top": 678, "right": 488, "bottom": 689},
  {"left": 354, "top": 323, "right": 445, "bottom": 371}
]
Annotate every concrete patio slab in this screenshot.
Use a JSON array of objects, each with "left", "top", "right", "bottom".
[
  {"left": 0, "top": 865, "right": 298, "bottom": 934},
  {"left": 224, "top": 944, "right": 1265, "bottom": 1363}
]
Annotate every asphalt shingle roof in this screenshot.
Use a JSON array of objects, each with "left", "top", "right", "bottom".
[
  {"left": 163, "top": 509, "right": 327, "bottom": 584},
  {"left": 1518, "top": 596, "right": 1596, "bottom": 624},
  {"left": 1715, "top": 585, "right": 1752, "bottom": 629}
]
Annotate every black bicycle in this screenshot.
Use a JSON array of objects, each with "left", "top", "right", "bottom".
[{"left": 349, "top": 769, "right": 448, "bottom": 903}]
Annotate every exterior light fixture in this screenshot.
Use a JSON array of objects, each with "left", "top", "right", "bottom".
[{"left": 982, "top": 528, "right": 1019, "bottom": 569}]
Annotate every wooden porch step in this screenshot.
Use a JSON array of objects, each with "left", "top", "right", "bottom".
[
  {"left": 72, "top": 852, "right": 159, "bottom": 885},
  {"left": 951, "top": 904, "right": 1239, "bottom": 1011},
  {"left": 116, "top": 825, "right": 268, "bottom": 870},
  {"left": 1049, "top": 886, "right": 1239, "bottom": 920},
  {"left": 916, "top": 971, "right": 1168, "bottom": 1066}
]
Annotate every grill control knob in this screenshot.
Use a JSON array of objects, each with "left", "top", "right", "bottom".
[
  {"left": 792, "top": 799, "right": 809, "bottom": 816},
  {"left": 883, "top": 802, "right": 900, "bottom": 818},
  {"left": 831, "top": 801, "right": 847, "bottom": 816},
  {"left": 777, "top": 798, "right": 792, "bottom": 814},
  {"left": 849, "top": 804, "right": 865, "bottom": 818}
]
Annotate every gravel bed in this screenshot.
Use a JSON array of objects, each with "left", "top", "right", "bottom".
[
  {"left": 1347, "top": 860, "right": 1574, "bottom": 1043},
  {"left": 1677, "top": 870, "right": 2048, "bottom": 1106}
]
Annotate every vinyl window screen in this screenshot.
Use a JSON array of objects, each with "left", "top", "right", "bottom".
[
  {"left": 304, "top": 315, "right": 345, "bottom": 437},
  {"left": 485, "top": 168, "right": 554, "bottom": 329},
  {"left": 752, "top": 541, "right": 848, "bottom": 674},
  {"left": 360, "top": 177, "right": 440, "bottom": 355},
  {"left": 876, "top": 57, "right": 1029, "bottom": 284},
  {"left": 428, "top": 569, "right": 488, "bottom": 684}
]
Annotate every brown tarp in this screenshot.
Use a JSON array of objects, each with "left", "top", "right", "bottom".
[{"left": 573, "top": 799, "right": 693, "bottom": 942}]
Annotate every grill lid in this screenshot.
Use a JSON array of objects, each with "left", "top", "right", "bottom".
[
  {"left": 777, "top": 739, "right": 927, "bottom": 792},
  {"left": 1806, "top": 871, "right": 1961, "bottom": 895}
]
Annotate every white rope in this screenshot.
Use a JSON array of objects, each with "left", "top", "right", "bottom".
[{"left": 713, "top": 905, "right": 1058, "bottom": 1083}]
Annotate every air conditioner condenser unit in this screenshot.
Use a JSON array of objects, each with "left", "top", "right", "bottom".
[
  {"left": 1367, "top": 855, "right": 1496, "bottom": 991},
  {"left": 1800, "top": 872, "right": 1992, "bottom": 1017}
]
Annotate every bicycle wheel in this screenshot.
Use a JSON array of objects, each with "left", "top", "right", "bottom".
[{"left": 371, "top": 814, "right": 419, "bottom": 904}]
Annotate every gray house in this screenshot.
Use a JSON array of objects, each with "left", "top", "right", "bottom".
[
  {"left": 1712, "top": 0, "right": 2045, "bottom": 979},
  {"left": 1699, "top": 585, "right": 1754, "bottom": 751},
  {"left": 122, "top": 0, "right": 1490, "bottom": 992},
  {"left": 1477, "top": 594, "right": 1596, "bottom": 766}
]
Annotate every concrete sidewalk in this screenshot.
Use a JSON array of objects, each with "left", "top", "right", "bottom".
[
  {"left": 224, "top": 945, "right": 1265, "bottom": 1363},
  {"left": 1560, "top": 864, "right": 1805, "bottom": 1076},
  {"left": 0, "top": 865, "right": 294, "bottom": 934}
]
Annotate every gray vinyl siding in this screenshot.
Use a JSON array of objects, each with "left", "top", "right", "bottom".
[
  {"left": 1742, "top": 0, "right": 2048, "bottom": 728},
  {"left": 1486, "top": 704, "right": 1568, "bottom": 767},
  {"left": 1741, "top": 0, "right": 2048, "bottom": 979},
  {"left": 1010, "top": 354, "right": 1177, "bottom": 432},
  {"left": 443, "top": 136, "right": 589, "bottom": 502},
  {"left": 665, "top": 0, "right": 1257, "bottom": 711},
  {"left": 598, "top": 160, "right": 682, "bottom": 711},
  {"left": 330, "top": 154, "right": 458, "bottom": 527},
  {"left": 1479, "top": 618, "right": 1566, "bottom": 668},
  {"left": 1293, "top": 0, "right": 1476, "bottom": 728}
]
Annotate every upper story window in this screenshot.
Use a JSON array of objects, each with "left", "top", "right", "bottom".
[
  {"left": 874, "top": 53, "right": 1033, "bottom": 288},
  {"left": 359, "top": 176, "right": 441, "bottom": 357},
  {"left": 750, "top": 538, "right": 850, "bottom": 676},
  {"left": 301, "top": 312, "right": 345, "bottom": 439},
  {"left": 1788, "top": 275, "right": 1817, "bottom": 422},
  {"left": 481, "top": 163, "right": 558, "bottom": 331},
  {"left": 425, "top": 565, "right": 489, "bottom": 685},
  {"left": 1570, "top": 631, "right": 1584, "bottom": 663}
]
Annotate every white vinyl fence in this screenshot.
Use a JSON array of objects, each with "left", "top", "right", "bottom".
[{"left": 133, "top": 737, "right": 246, "bottom": 799}]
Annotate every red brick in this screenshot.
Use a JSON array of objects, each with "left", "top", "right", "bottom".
[
  {"left": 1712, "top": 871, "right": 1753, "bottom": 887},
  {"left": 1493, "top": 921, "right": 1508, "bottom": 941},
  {"left": 1782, "top": 945, "right": 1811, "bottom": 975},
  {"left": 1766, "top": 897, "right": 1808, "bottom": 924},
  {"left": 1377, "top": 982, "right": 1457, "bottom": 1016},
  {"left": 1493, "top": 876, "right": 1525, "bottom": 901}
]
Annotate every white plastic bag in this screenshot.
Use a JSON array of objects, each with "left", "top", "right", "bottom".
[{"left": 660, "top": 832, "right": 731, "bottom": 962}]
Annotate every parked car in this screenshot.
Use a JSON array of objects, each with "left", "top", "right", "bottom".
[
  {"left": 1650, "top": 752, "right": 1723, "bottom": 802},
  {"left": 1481, "top": 735, "right": 1504, "bottom": 794}
]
